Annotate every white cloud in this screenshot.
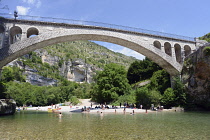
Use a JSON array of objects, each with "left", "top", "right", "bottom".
[
  {"left": 22, "top": 0, "right": 41, "bottom": 8},
  {"left": 16, "top": 6, "right": 30, "bottom": 15}
]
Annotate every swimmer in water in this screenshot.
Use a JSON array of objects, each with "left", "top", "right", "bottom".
[{"left": 58, "top": 112, "right": 63, "bottom": 118}]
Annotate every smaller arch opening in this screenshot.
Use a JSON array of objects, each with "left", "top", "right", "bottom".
[
  {"left": 184, "top": 45, "right": 191, "bottom": 57},
  {"left": 27, "top": 27, "right": 39, "bottom": 38},
  {"left": 164, "top": 42, "right": 172, "bottom": 56},
  {"left": 0, "top": 25, "right": 5, "bottom": 48},
  {"left": 174, "top": 44, "right": 182, "bottom": 63},
  {"left": 153, "top": 41, "right": 161, "bottom": 50},
  {"left": 10, "top": 26, "right": 22, "bottom": 44},
  {"left": 0, "top": 25, "right": 5, "bottom": 33}
]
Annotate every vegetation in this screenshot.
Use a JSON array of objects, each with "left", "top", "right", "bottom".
[
  {"left": 199, "top": 33, "right": 210, "bottom": 42},
  {"left": 127, "top": 57, "right": 161, "bottom": 84},
  {"left": 0, "top": 40, "right": 189, "bottom": 109},
  {"left": 203, "top": 47, "right": 210, "bottom": 56},
  {"left": 91, "top": 63, "right": 131, "bottom": 103}
]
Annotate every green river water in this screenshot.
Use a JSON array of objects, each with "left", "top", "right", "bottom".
[{"left": 0, "top": 111, "right": 210, "bottom": 140}]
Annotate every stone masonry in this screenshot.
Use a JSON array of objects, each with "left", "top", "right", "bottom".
[{"left": 0, "top": 17, "right": 197, "bottom": 76}]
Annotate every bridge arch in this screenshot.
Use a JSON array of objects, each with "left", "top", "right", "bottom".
[
  {"left": 184, "top": 45, "right": 191, "bottom": 57},
  {"left": 164, "top": 42, "right": 172, "bottom": 56},
  {"left": 0, "top": 28, "right": 182, "bottom": 76},
  {"left": 174, "top": 43, "right": 182, "bottom": 63},
  {"left": 153, "top": 41, "right": 161, "bottom": 50},
  {"left": 0, "top": 25, "right": 4, "bottom": 49},
  {"left": 27, "top": 27, "right": 39, "bottom": 38},
  {"left": 10, "top": 26, "right": 22, "bottom": 44}
]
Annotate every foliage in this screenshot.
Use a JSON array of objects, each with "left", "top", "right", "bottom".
[
  {"left": 135, "top": 87, "right": 150, "bottom": 108},
  {"left": 149, "top": 89, "right": 162, "bottom": 106},
  {"left": 2, "top": 80, "right": 91, "bottom": 106},
  {"left": 44, "top": 40, "right": 137, "bottom": 70},
  {"left": 1, "top": 66, "right": 25, "bottom": 82},
  {"left": 127, "top": 57, "right": 162, "bottom": 84},
  {"left": 199, "top": 33, "right": 210, "bottom": 42},
  {"left": 203, "top": 47, "right": 210, "bottom": 56},
  {"left": 91, "top": 63, "right": 131, "bottom": 103},
  {"left": 150, "top": 69, "right": 171, "bottom": 94},
  {"left": 161, "top": 88, "right": 176, "bottom": 108},
  {"left": 0, "top": 82, "right": 6, "bottom": 98},
  {"left": 69, "top": 96, "right": 80, "bottom": 106},
  {"left": 173, "top": 77, "right": 186, "bottom": 107},
  {"left": 112, "top": 90, "right": 136, "bottom": 106}
]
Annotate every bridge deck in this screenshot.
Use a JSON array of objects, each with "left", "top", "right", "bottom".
[{"left": 0, "top": 13, "right": 195, "bottom": 43}]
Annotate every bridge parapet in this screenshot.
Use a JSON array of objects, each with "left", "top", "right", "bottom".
[{"left": 0, "top": 13, "right": 195, "bottom": 42}]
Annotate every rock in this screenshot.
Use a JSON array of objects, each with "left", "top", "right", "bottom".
[{"left": 182, "top": 43, "right": 210, "bottom": 110}]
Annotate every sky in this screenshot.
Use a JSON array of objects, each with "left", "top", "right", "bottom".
[{"left": 1, "top": 0, "right": 210, "bottom": 60}]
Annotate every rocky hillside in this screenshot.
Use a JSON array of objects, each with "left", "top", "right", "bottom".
[
  {"left": 182, "top": 43, "right": 210, "bottom": 110},
  {"left": 8, "top": 40, "right": 138, "bottom": 85}
]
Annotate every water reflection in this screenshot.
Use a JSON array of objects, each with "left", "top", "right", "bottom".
[{"left": 0, "top": 111, "right": 210, "bottom": 139}]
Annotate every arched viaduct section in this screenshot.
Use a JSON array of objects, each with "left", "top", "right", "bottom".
[{"left": 0, "top": 19, "right": 196, "bottom": 76}]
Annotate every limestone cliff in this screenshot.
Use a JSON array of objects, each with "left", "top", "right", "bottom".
[
  {"left": 7, "top": 40, "right": 137, "bottom": 86},
  {"left": 182, "top": 43, "right": 210, "bottom": 110}
]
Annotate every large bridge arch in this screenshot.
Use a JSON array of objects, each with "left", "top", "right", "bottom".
[{"left": 0, "top": 28, "right": 182, "bottom": 76}]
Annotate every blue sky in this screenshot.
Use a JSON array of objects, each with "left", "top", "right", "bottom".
[{"left": 1, "top": 0, "right": 210, "bottom": 60}]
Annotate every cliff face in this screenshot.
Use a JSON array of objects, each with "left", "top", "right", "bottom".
[
  {"left": 182, "top": 43, "right": 210, "bottom": 109},
  {"left": 7, "top": 40, "right": 136, "bottom": 86}
]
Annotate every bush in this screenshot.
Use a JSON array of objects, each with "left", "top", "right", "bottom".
[{"left": 203, "top": 47, "right": 210, "bottom": 56}]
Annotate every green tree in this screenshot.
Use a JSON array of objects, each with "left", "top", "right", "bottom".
[
  {"left": 91, "top": 63, "right": 131, "bottom": 103},
  {"left": 113, "top": 90, "right": 136, "bottom": 106},
  {"left": 1, "top": 67, "right": 15, "bottom": 82},
  {"left": 150, "top": 69, "right": 171, "bottom": 94},
  {"left": 136, "top": 87, "right": 151, "bottom": 109},
  {"left": 173, "top": 77, "right": 186, "bottom": 107},
  {"left": 161, "top": 88, "right": 176, "bottom": 108},
  {"left": 69, "top": 96, "right": 80, "bottom": 105},
  {"left": 149, "top": 89, "right": 162, "bottom": 106},
  {"left": 127, "top": 58, "right": 162, "bottom": 84},
  {"left": 1, "top": 66, "right": 25, "bottom": 82}
]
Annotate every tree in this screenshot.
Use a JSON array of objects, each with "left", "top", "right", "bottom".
[
  {"left": 149, "top": 89, "right": 162, "bottom": 106},
  {"left": 150, "top": 69, "right": 171, "bottom": 94},
  {"left": 91, "top": 63, "right": 131, "bottom": 103},
  {"left": 127, "top": 58, "right": 162, "bottom": 84},
  {"left": 161, "top": 88, "right": 176, "bottom": 108},
  {"left": 1, "top": 66, "right": 15, "bottom": 82},
  {"left": 173, "top": 77, "right": 186, "bottom": 107},
  {"left": 136, "top": 87, "right": 151, "bottom": 109},
  {"left": 1, "top": 66, "right": 25, "bottom": 82}
]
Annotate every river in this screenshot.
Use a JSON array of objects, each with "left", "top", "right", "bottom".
[{"left": 0, "top": 111, "right": 210, "bottom": 140}]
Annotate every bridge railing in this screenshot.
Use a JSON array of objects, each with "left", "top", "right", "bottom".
[{"left": 0, "top": 13, "right": 195, "bottom": 42}]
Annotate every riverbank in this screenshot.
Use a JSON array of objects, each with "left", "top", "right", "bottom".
[
  {"left": 17, "top": 99, "right": 179, "bottom": 113},
  {"left": 19, "top": 105, "right": 176, "bottom": 114}
]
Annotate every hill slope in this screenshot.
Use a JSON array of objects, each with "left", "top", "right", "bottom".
[{"left": 10, "top": 40, "right": 138, "bottom": 85}]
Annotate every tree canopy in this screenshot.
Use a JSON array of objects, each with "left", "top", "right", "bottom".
[
  {"left": 91, "top": 63, "right": 131, "bottom": 103},
  {"left": 127, "top": 57, "right": 162, "bottom": 84}
]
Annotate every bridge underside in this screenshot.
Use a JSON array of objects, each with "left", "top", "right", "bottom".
[{"left": 0, "top": 28, "right": 182, "bottom": 76}]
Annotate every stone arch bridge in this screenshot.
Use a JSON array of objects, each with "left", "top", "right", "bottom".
[{"left": 0, "top": 13, "right": 197, "bottom": 76}]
